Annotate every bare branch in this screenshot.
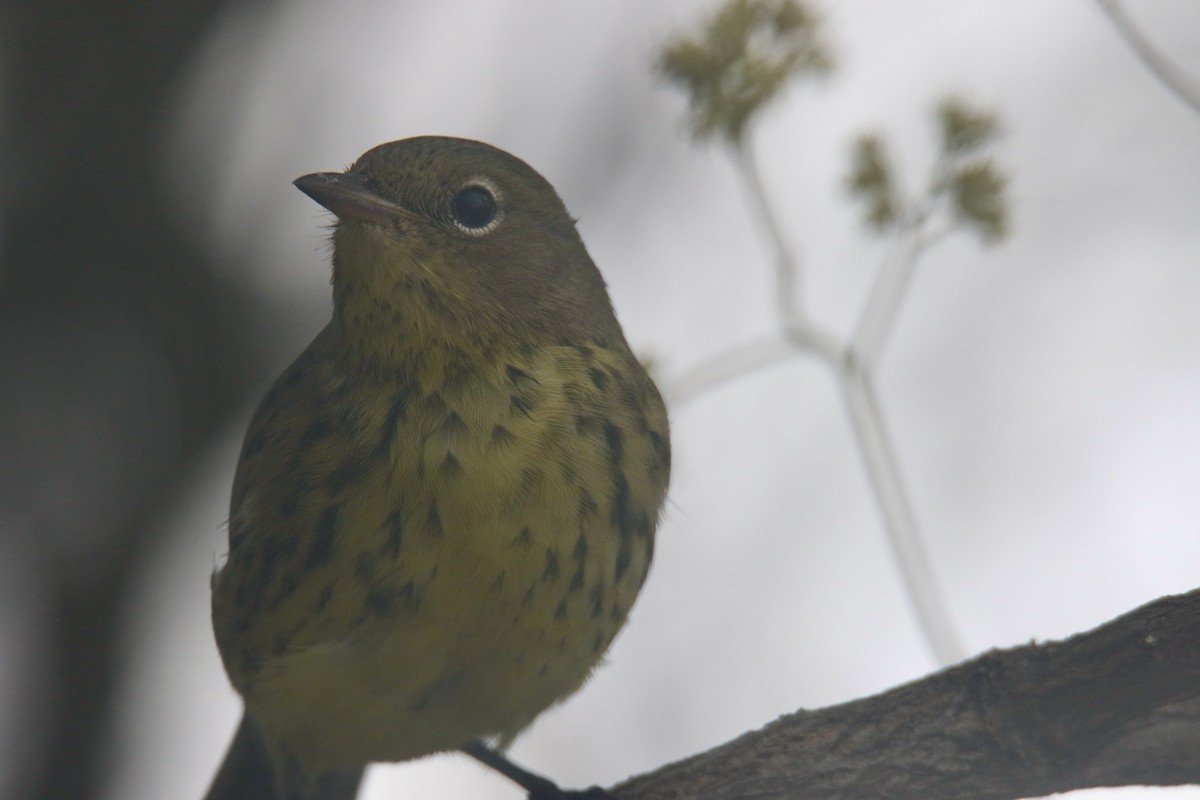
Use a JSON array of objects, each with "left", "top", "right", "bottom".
[
  {"left": 839, "top": 367, "right": 965, "bottom": 664},
  {"left": 732, "top": 139, "right": 807, "bottom": 331},
  {"left": 614, "top": 588, "right": 1200, "bottom": 799},
  {"left": 664, "top": 334, "right": 797, "bottom": 407},
  {"left": 1096, "top": 0, "right": 1200, "bottom": 117},
  {"left": 849, "top": 228, "right": 922, "bottom": 365}
]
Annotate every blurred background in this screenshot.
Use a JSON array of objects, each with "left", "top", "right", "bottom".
[{"left": 1, "top": 1, "right": 1198, "bottom": 799}]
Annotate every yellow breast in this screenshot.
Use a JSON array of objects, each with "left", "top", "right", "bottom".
[{"left": 212, "top": 327, "right": 669, "bottom": 767}]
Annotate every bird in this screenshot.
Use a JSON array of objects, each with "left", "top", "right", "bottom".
[{"left": 205, "top": 136, "right": 671, "bottom": 800}]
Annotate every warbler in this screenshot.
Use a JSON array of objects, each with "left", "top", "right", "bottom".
[{"left": 205, "top": 137, "right": 671, "bottom": 800}]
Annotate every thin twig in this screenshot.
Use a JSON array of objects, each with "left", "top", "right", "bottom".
[
  {"left": 1095, "top": 0, "right": 1200, "bottom": 117},
  {"left": 840, "top": 364, "right": 965, "bottom": 664},
  {"left": 669, "top": 134, "right": 967, "bottom": 664},
  {"left": 733, "top": 139, "right": 806, "bottom": 330},
  {"left": 852, "top": 165, "right": 955, "bottom": 366},
  {"left": 850, "top": 225, "right": 923, "bottom": 366},
  {"left": 782, "top": 319, "right": 842, "bottom": 367},
  {"left": 665, "top": 335, "right": 798, "bottom": 407},
  {"left": 839, "top": 182, "right": 966, "bottom": 662},
  {"left": 740, "top": 133, "right": 965, "bottom": 662}
]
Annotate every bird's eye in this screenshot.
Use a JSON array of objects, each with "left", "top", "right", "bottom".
[{"left": 451, "top": 184, "right": 500, "bottom": 233}]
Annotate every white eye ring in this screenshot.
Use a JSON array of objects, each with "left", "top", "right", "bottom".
[{"left": 450, "top": 176, "right": 504, "bottom": 235}]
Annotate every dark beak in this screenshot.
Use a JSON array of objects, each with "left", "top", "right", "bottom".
[{"left": 293, "top": 172, "right": 415, "bottom": 226}]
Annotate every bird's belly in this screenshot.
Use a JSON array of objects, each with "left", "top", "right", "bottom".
[
  {"left": 224, "top": 345, "right": 664, "bottom": 769},
  {"left": 249, "top": 505, "right": 636, "bottom": 767}
]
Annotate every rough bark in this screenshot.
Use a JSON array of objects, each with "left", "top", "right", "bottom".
[{"left": 613, "top": 589, "right": 1200, "bottom": 799}]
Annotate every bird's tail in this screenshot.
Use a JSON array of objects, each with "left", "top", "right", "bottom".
[{"left": 204, "top": 713, "right": 365, "bottom": 800}]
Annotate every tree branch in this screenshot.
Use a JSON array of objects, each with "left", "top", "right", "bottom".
[
  {"left": 839, "top": 366, "right": 964, "bottom": 665},
  {"left": 612, "top": 588, "right": 1200, "bottom": 799},
  {"left": 1095, "top": 0, "right": 1200, "bottom": 117}
]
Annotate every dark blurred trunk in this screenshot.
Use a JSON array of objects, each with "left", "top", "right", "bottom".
[{"left": 0, "top": 1, "right": 271, "bottom": 797}]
